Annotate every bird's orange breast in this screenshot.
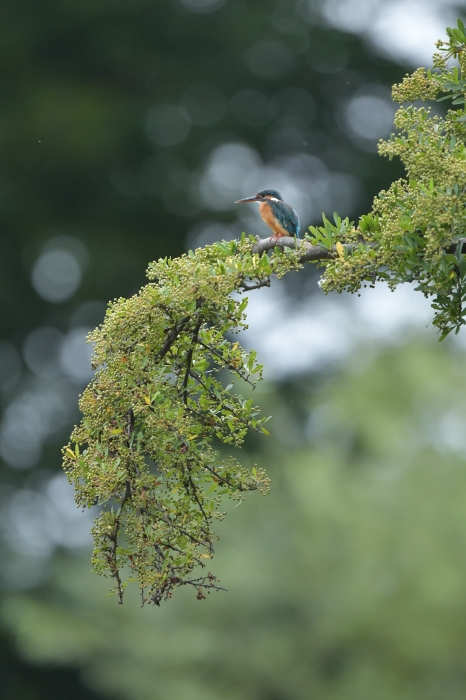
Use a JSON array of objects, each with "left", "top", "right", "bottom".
[{"left": 259, "top": 200, "right": 288, "bottom": 236}]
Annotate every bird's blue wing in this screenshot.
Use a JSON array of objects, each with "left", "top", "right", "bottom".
[{"left": 270, "top": 200, "right": 300, "bottom": 238}]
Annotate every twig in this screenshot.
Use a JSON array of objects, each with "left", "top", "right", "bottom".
[
  {"left": 149, "top": 573, "right": 228, "bottom": 606},
  {"left": 108, "top": 480, "right": 132, "bottom": 604},
  {"left": 182, "top": 320, "right": 202, "bottom": 405},
  {"left": 189, "top": 370, "right": 262, "bottom": 434},
  {"left": 156, "top": 540, "right": 206, "bottom": 568},
  {"left": 155, "top": 316, "right": 191, "bottom": 361},
  {"left": 240, "top": 277, "right": 271, "bottom": 291},
  {"left": 178, "top": 576, "right": 227, "bottom": 592},
  {"left": 141, "top": 500, "right": 211, "bottom": 550},
  {"left": 126, "top": 408, "right": 141, "bottom": 477},
  {"left": 203, "top": 463, "right": 257, "bottom": 491},
  {"left": 196, "top": 339, "right": 255, "bottom": 386},
  {"left": 187, "top": 470, "right": 211, "bottom": 534}
]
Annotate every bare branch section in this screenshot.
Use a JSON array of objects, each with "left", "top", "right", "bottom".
[
  {"left": 252, "top": 236, "right": 336, "bottom": 262},
  {"left": 252, "top": 235, "right": 466, "bottom": 261},
  {"left": 240, "top": 278, "right": 271, "bottom": 291},
  {"left": 155, "top": 315, "right": 191, "bottom": 361}
]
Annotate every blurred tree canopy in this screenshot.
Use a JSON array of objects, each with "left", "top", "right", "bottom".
[{"left": 2, "top": 0, "right": 463, "bottom": 698}]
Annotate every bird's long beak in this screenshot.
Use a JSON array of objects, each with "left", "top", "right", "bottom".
[{"left": 235, "top": 195, "right": 261, "bottom": 204}]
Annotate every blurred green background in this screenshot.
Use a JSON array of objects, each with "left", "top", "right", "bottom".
[{"left": 2, "top": 0, "right": 466, "bottom": 698}]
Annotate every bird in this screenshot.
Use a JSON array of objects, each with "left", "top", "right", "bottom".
[{"left": 235, "top": 189, "right": 300, "bottom": 241}]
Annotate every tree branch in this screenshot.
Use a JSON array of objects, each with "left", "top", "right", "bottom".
[
  {"left": 107, "top": 480, "right": 132, "bottom": 604},
  {"left": 188, "top": 369, "right": 262, "bottom": 434},
  {"left": 203, "top": 463, "right": 257, "bottom": 491},
  {"left": 251, "top": 235, "right": 466, "bottom": 262},
  {"left": 143, "top": 498, "right": 212, "bottom": 550},
  {"left": 252, "top": 236, "right": 336, "bottom": 262},
  {"left": 155, "top": 316, "right": 191, "bottom": 361},
  {"left": 196, "top": 339, "right": 255, "bottom": 387},
  {"left": 240, "top": 277, "right": 271, "bottom": 291},
  {"left": 182, "top": 320, "right": 202, "bottom": 405}
]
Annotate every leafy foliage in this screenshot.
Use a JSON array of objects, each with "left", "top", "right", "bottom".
[
  {"left": 63, "top": 237, "right": 300, "bottom": 604},
  {"left": 308, "top": 20, "right": 466, "bottom": 339}
]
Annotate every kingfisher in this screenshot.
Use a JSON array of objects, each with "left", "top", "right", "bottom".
[{"left": 235, "top": 189, "right": 300, "bottom": 241}]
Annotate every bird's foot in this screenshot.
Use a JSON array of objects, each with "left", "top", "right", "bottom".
[{"left": 269, "top": 233, "right": 287, "bottom": 244}]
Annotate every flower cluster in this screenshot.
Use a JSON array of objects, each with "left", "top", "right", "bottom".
[
  {"left": 63, "top": 237, "right": 302, "bottom": 604},
  {"left": 308, "top": 21, "right": 466, "bottom": 339}
]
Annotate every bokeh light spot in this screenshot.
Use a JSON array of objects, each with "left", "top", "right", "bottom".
[
  {"left": 343, "top": 88, "right": 395, "bottom": 149},
  {"left": 59, "top": 327, "right": 94, "bottom": 383},
  {"left": 177, "top": 0, "right": 228, "bottom": 13},
  {"left": 186, "top": 221, "right": 236, "bottom": 250},
  {"left": 0, "top": 342, "right": 21, "bottom": 395},
  {"left": 45, "top": 474, "right": 93, "bottom": 549},
  {"left": 3, "top": 490, "right": 55, "bottom": 558},
  {"left": 31, "top": 249, "right": 82, "bottom": 303},
  {"left": 23, "top": 327, "right": 63, "bottom": 379},
  {"left": 322, "top": 0, "right": 380, "bottom": 34},
  {"left": 199, "top": 143, "right": 262, "bottom": 210}
]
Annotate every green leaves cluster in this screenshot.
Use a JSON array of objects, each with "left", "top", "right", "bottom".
[
  {"left": 308, "top": 22, "right": 466, "bottom": 338},
  {"left": 63, "top": 237, "right": 301, "bottom": 605},
  {"left": 308, "top": 213, "right": 354, "bottom": 251}
]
